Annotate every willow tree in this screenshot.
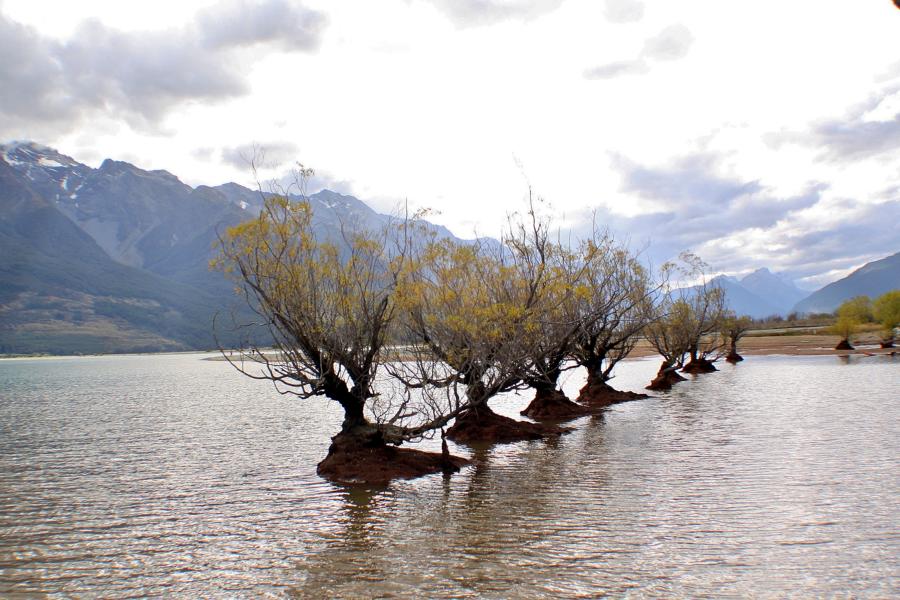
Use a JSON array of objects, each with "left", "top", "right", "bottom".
[
  {"left": 721, "top": 313, "right": 752, "bottom": 362},
  {"left": 394, "top": 220, "right": 567, "bottom": 444},
  {"left": 677, "top": 256, "right": 727, "bottom": 374},
  {"left": 873, "top": 290, "right": 900, "bottom": 348},
  {"left": 644, "top": 255, "right": 726, "bottom": 388},
  {"left": 831, "top": 295, "right": 872, "bottom": 350},
  {"left": 214, "top": 195, "right": 467, "bottom": 483},
  {"left": 645, "top": 296, "right": 693, "bottom": 390},
  {"left": 570, "top": 233, "right": 655, "bottom": 406},
  {"left": 509, "top": 209, "right": 604, "bottom": 421}
]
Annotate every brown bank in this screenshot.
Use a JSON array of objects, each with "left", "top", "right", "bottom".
[
  {"left": 317, "top": 427, "right": 468, "bottom": 485},
  {"left": 446, "top": 404, "right": 570, "bottom": 444},
  {"left": 520, "top": 387, "right": 605, "bottom": 421}
]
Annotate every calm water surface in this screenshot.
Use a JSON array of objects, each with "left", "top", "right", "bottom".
[{"left": 0, "top": 353, "right": 898, "bottom": 598}]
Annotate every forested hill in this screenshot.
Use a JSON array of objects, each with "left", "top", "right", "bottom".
[{"left": 0, "top": 141, "right": 462, "bottom": 354}]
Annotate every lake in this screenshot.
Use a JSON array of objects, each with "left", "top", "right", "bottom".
[{"left": 1, "top": 353, "right": 897, "bottom": 598}]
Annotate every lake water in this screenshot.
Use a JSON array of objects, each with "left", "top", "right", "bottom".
[{"left": 1, "top": 353, "right": 897, "bottom": 598}]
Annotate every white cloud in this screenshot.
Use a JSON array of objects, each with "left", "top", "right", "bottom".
[
  {"left": 220, "top": 141, "right": 300, "bottom": 170},
  {"left": 584, "top": 58, "right": 648, "bottom": 80},
  {"left": 3, "top": 0, "right": 900, "bottom": 286},
  {"left": 767, "top": 87, "right": 900, "bottom": 162},
  {"left": 0, "top": 1, "right": 326, "bottom": 137},
  {"left": 585, "top": 23, "right": 693, "bottom": 80},
  {"left": 640, "top": 24, "right": 693, "bottom": 61},
  {"left": 603, "top": 0, "right": 644, "bottom": 24},
  {"left": 197, "top": 0, "right": 327, "bottom": 51},
  {"left": 420, "top": 0, "right": 564, "bottom": 27}
]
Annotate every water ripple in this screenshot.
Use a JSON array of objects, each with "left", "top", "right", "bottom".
[{"left": 0, "top": 353, "right": 898, "bottom": 597}]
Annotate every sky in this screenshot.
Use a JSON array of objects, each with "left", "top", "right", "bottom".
[{"left": 2, "top": 0, "right": 899, "bottom": 289}]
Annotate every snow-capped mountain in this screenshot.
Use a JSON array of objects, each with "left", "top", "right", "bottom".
[
  {"left": 0, "top": 141, "right": 470, "bottom": 354},
  {"left": 738, "top": 268, "right": 808, "bottom": 316},
  {"left": 677, "top": 269, "right": 810, "bottom": 320}
]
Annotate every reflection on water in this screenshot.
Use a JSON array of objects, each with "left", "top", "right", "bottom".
[{"left": 1, "top": 353, "right": 898, "bottom": 597}]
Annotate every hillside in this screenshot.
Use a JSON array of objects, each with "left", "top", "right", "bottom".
[
  {"left": 0, "top": 158, "right": 249, "bottom": 353},
  {"left": 0, "top": 142, "right": 475, "bottom": 354},
  {"left": 792, "top": 251, "right": 900, "bottom": 314}
]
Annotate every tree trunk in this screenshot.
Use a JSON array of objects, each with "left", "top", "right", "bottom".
[
  {"left": 835, "top": 338, "right": 854, "bottom": 350},
  {"left": 585, "top": 367, "right": 605, "bottom": 390},
  {"left": 339, "top": 399, "right": 368, "bottom": 434},
  {"left": 323, "top": 375, "right": 369, "bottom": 434},
  {"left": 726, "top": 338, "right": 743, "bottom": 363},
  {"left": 682, "top": 347, "right": 718, "bottom": 373},
  {"left": 685, "top": 345, "right": 699, "bottom": 365}
]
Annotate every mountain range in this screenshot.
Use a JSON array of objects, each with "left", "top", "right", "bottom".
[
  {"left": 1, "top": 141, "right": 897, "bottom": 353},
  {"left": 707, "top": 269, "right": 809, "bottom": 319},
  {"left": 792, "top": 251, "right": 900, "bottom": 314},
  {"left": 677, "top": 256, "right": 900, "bottom": 319},
  {"left": 0, "top": 142, "right": 463, "bottom": 354}
]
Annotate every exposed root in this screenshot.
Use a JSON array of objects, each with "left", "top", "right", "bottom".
[
  {"left": 317, "top": 430, "right": 468, "bottom": 485},
  {"left": 681, "top": 357, "right": 718, "bottom": 374},
  {"left": 647, "top": 366, "right": 687, "bottom": 391},
  {"left": 577, "top": 379, "right": 649, "bottom": 408},
  {"left": 446, "top": 404, "right": 570, "bottom": 445},
  {"left": 725, "top": 351, "right": 744, "bottom": 363},
  {"left": 521, "top": 388, "right": 602, "bottom": 421}
]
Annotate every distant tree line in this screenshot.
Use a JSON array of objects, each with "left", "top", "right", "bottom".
[{"left": 831, "top": 292, "right": 900, "bottom": 349}]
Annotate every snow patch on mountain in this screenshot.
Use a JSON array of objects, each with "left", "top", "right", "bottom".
[{"left": 38, "top": 157, "right": 66, "bottom": 168}]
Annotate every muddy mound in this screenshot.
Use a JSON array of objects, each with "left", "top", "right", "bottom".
[
  {"left": 682, "top": 358, "right": 718, "bottom": 374},
  {"left": 577, "top": 380, "right": 649, "bottom": 407},
  {"left": 447, "top": 406, "right": 570, "bottom": 445},
  {"left": 647, "top": 368, "right": 687, "bottom": 391},
  {"left": 317, "top": 433, "right": 468, "bottom": 485},
  {"left": 725, "top": 351, "right": 744, "bottom": 363},
  {"left": 521, "top": 388, "right": 602, "bottom": 421}
]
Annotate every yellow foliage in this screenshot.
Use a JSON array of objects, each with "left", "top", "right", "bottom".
[{"left": 213, "top": 195, "right": 397, "bottom": 358}]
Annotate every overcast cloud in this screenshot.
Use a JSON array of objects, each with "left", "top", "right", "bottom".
[
  {"left": 697, "top": 195, "right": 900, "bottom": 289},
  {"left": 578, "top": 150, "right": 900, "bottom": 287},
  {"left": 197, "top": 0, "right": 327, "bottom": 51},
  {"left": 580, "top": 152, "right": 823, "bottom": 270},
  {"left": 2, "top": 0, "right": 898, "bottom": 289},
  {"left": 641, "top": 24, "right": 693, "bottom": 62},
  {"left": 584, "top": 59, "right": 649, "bottom": 80},
  {"left": 220, "top": 141, "right": 301, "bottom": 171},
  {"left": 421, "top": 0, "right": 564, "bottom": 27},
  {"left": 767, "top": 86, "right": 900, "bottom": 162},
  {"left": 0, "top": 1, "right": 326, "bottom": 136},
  {"left": 603, "top": 0, "right": 644, "bottom": 24},
  {"left": 585, "top": 23, "right": 694, "bottom": 80}
]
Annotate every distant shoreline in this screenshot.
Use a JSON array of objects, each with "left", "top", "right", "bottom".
[
  {"left": 6, "top": 331, "right": 893, "bottom": 362},
  {"left": 0, "top": 349, "right": 221, "bottom": 361}
]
